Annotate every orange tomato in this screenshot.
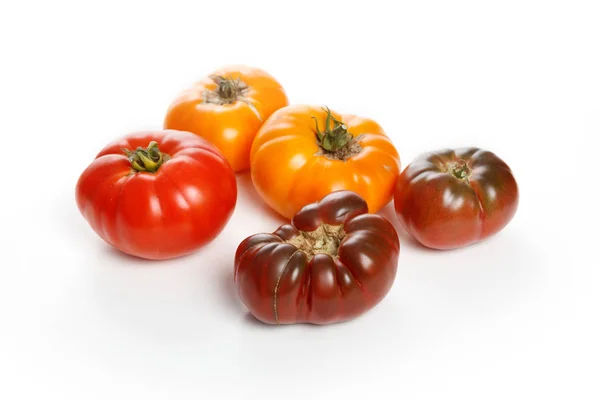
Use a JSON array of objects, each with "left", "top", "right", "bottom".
[
  {"left": 164, "top": 65, "right": 289, "bottom": 172},
  {"left": 250, "top": 105, "right": 401, "bottom": 219}
]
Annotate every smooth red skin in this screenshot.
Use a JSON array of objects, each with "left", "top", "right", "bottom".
[
  {"left": 76, "top": 130, "right": 237, "bottom": 260},
  {"left": 394, "top": 147, "right": 519, "bottom": 250},
  {"left": 234, "top": 191, "right": 400, "bottom": 325}
]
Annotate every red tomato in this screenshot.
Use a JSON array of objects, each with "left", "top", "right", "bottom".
[
  {"left": 76, "top": 130, "right": 237, "bottom": 260},
  {"left": 394, "top": 147, "right": 519, "bottom": 250},
  {"left": 234, "top": 191, "right": 400, "bottom": 325}
]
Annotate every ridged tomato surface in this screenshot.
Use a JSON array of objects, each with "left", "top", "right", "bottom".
[
  {"left": 250, "top": 105, "right": 401, "bottom": 219},
  {"left": 76, "top": 130, "right": 237, "bottom": 260},
  {"left": 235, "top": 191, "right": 400, "bottom": 325},
  {"left": 394, "top": 147, "right": 519, "bottom": 250}
]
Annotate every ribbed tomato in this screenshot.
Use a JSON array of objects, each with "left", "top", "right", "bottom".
[
  {"left": 76, "top": 130, "right": 237, "bottom": 260},
  {"left": 394, "top": 147, "right": 519, "bottom": 250},
  {"left": 234, "top": 191, "right": 400, "bottom": 325},
  {"left": 250, "top": 105, "right": 401, "bottom": 219}
]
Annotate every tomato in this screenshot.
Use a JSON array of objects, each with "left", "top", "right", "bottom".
[
  {"left": 75, "top": 130, "right": 237, "bottom": 260},
  {"left": 234, "top": 190, "right": 400, "bottom": 325},
  {"left": 163, "top": 65, "right": 289, "bottom": 172},
  {"left": 393, "top": 147, "right": 519, "bottom": 250},
  {"left": 250, "top": 105, "right": 401, "bottom": 219}
]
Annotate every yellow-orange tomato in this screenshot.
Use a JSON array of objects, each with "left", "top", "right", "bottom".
[
  {"left": 164, "top": 65, "right": 288, "bottom": 172},
  {"left": 250, "top": 105, "right": 401, "bottom": 219}
]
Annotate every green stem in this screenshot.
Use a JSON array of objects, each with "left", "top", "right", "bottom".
[
  {"left": 123, "top": 141, "right": 169, "bottom": 173},
  {"left": 448, "top": 160, "right": 472, "bottom": 181},
  {"left": 312, "top": 107, "right": 353, "bottom": 152}
]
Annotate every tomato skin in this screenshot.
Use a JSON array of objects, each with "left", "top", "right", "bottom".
[
  {"left": 76, "top": 130, "right": 237, "bottom": 260},
  {"left": 393, "top": 147, "right": 519, "bottom": 250},
  {"left": 234, "top": 191, "right": 400, "bottom": 325},
  {"left": 164, "top": 65, "right": 288, "bottom": 172},
  {"left": 250, "top": 105, "right": 401, "bottom": 219}
]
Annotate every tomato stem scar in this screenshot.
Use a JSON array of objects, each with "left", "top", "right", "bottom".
[
  {"left": 286, "top": 224, "right": 346, "bottom": 258},
  {"left": 447, "top": 159, "right": 472, "bottom": 181},
  {"left": 203, "top": 75, "right": 261, "bottom": 121}
]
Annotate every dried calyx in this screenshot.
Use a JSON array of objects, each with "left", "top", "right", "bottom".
[
  {"left": 203, "top": 75, "right": 261, "bottom": 120},
  {"left": 447, "top": 159, "right": 472, "bottom": 181},
  {"left": 312, "top": 107, "right": 363, "bottom": 161},
  {"left": 286, "top": 224, "right": 346, "bottom": 258},
  {"left": 123, "top": 141, "right": 170, "bottom": 173}
]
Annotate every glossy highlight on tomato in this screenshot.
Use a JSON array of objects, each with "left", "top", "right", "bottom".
[
  {"left": 250, "top": 105, "right": 401, "bottom": 219},
  {"left": 76, "top": 130, "right": 237, "bottom": 260},
  {"left": 234, "top": 191, "right": 400, "bottom": 325},
  {"left": 164, "top": 65, "right": 289, "bottom": 172},
  {"left": 394, "top": 147, "right": 519, "bottom": 250}
]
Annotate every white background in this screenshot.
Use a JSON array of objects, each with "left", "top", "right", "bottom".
[{"left": 1, "top": 1, "right": 599, "bottom": 399}]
